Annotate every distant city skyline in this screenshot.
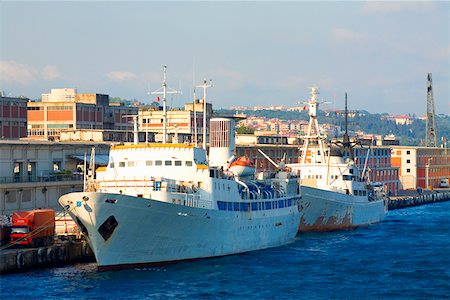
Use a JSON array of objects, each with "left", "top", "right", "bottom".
[{"left": 1, "top": 1, "right": 449, "bottom": 115}]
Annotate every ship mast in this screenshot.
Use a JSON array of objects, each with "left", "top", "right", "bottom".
[
  {"left": 151, "top": 66, "right": 181, "bottom": 144},
  {"left": 195, "top": 79, "right": 213, "bottom": 150},
  {"left": 300, "top": 87, "right": 327, "bottom": 164}
]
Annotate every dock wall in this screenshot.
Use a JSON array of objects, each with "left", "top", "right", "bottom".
[
  {"left": 0, "top": 240, "right": 93, "bottom": 274},
  {"left": 388, "top": 191, "right": 450, "bottom": 210}
]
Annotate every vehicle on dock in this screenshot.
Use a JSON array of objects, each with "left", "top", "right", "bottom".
[
  {"left": 10, "top": 209, "right": 55, "bottom": 247},
  {"left": 439, "top": 179, "right": 449, "bottom": 188},
  {"left": 55, "top": 212, "right": 81, "bottom": 240}
]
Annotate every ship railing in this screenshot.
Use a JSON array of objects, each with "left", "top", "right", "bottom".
[{"left": 91, "top": 177, "right": 196, "bottom": 193}]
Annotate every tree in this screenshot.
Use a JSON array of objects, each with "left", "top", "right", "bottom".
[{"left": 236, "top": 126, "right": 255, "bottom": 134}]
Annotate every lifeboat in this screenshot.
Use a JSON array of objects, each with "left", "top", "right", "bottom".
[{"left": 228, "top": 156, "right": 256, "bottom": 178}]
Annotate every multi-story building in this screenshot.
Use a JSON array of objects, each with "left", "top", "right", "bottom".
[
  {"left": 0, "top": 96, "right": 28, "bottom": 139},
  {"left": 138, "top": 100, "right": 213, "bottom": 143},
  {"left": 27, "top": 88, "right": 137, "bottom": 141},
  {"left": 0, "top": 140, "right": 110, "bottom": 214},
  {"left": 391, "top": 146, "right": 450, "bottom": 189}
]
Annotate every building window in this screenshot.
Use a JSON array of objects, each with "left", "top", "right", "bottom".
[
  {"left": 406, "top": 168, "right": 410, "bottom": 173},
  {"left": 406, "top": 159, "right": 410, "bottom": 163},
  {"left": 406, "top": 150, "right": 411, "bottom": 155}
]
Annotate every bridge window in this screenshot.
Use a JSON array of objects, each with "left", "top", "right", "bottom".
[
  {"left": 175, "top": 160, "right": 182, "bottom": 166},
  {"left": 146, "top": 160, "right": 153, "bottom": 166},
  {"left": 155, "top": 160, "right": 162, "bottom": 166},
  {"left": 119, "top": 162, "right": 125, "bottom": 167},
  {"left": 185, "top": 161, "right": 193, "bottom": 166},
  {"left": 165, "top": 160, "right": 172, "bottom": 166}
]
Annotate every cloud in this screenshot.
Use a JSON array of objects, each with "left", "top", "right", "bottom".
[
  {"left": 107, "top": 71, "right": 137, "bottom": 81},
  {"left": 332, "top": 28, "right": 367, "bottom": 43},
  {"left": 42, "top": 65, "right": 61, "bottom": 81},
  {"left": 0, "top": 60, "right": 37, "bottom": 85},
  {"left": 361, "top": 2, "right": 434, "bottom": 15}
]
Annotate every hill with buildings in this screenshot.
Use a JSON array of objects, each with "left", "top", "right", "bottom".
[{"left": 217, "top": 108, "right": 450, "bottom": 147}]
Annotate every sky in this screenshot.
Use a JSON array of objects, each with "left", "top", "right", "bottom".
[{"left": 0, "top": 1, "right": 449, "bottom": 115}]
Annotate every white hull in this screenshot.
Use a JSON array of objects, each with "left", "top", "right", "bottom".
[
  {"left": 299, "top": 186, "right": 387, "bottom": 232},
  {"left": 59, "top": 192, "right": 300, "bottom": 270}
]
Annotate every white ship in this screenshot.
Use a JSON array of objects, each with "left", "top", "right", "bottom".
[
  {"left": 58, "top": 69, "right": 301, "bottom": 271},
  {"left": 288, "top": 88, "right": 387, "bottom": 232}
]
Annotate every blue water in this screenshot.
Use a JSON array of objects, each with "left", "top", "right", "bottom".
[{"left": 1, "top": 202, "right": 450, "bottom": 299}]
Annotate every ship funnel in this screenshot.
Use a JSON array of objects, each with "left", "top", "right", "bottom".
[{"left": 209, "top": 117, "right": 235, "bottom": 168}]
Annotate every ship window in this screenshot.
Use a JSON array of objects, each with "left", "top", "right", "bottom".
[
  {"left": 227, "top": 202, "right": 233, "bottom": 211},
  {"left": 155, "top": 160, "right": 162, "bottom": 166},
  {"left": 146, "top": 160, "right": 153, "bottom": 166},
  {"left": 251, "top": 202, "right": 258, "bottom": 211},
  {"left": 185, "top": 161, "right": 193, "bottom": 166},
  {"left": 233, "top": 202, "right": 239, "bottom": 211},
  {"left": 127, "top": 161, "right": 134, "bottom": 167},
  {"left": 175, "top": 160, "right": 182, "bottom": 166},
  {"left": 240, "top": 203, "right": 249, "bottom": 211},
  {"left": 165, "top": 160, "right": 172, "bottom": 166},
  {"left": 349, "top": 169, "right": 354, "bottom": 174},
  {"left": 210, "top": 170, "right": 214, "bottom": 177},
  {"left": 265, "top": 202, "right": 272, "bottom": 210},
  {"left": 119, "top": 162, "right": 125, "bottom": 167},
  {"left": 110, "top": 162, "right": 115, "bottom": 168}
]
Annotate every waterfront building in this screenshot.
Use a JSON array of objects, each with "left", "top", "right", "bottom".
[
  {"left": 0, "top": 96, "right": 28, "bottom": 139},
  {"left": 138, "top": 100, "right": 213, "bottom": 143},
  {"left": 0, "top": 140, "right": 110, "bottom": 215},
  {"left": 27, "top": 88, "right": 137, "bottom": 142},
  {"left": 353, "top": 146, "right": 400, "bottom": 195},
  {"left": 391, "top": 146, "right": 450, "bottom": 189}
]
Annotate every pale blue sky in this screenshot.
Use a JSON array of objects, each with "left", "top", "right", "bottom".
[{"left": 1, "top": 1, "right": 449, "bottom": 115}]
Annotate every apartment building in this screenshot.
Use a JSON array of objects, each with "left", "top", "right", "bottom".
[{"left": 27, "top": 88, "right": 137, "bottom": 141}]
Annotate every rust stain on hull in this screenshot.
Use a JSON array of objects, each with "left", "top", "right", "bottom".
[{"left": 299, "top": 209, "right": 354, "bottom": 233}]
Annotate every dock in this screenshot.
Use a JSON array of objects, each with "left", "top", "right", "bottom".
[
  {"left": 388, "top": 190, "right": 450, "bottom": 210},
  {"left": 0, "top": 239, "right": 93, "bottom": 274}
]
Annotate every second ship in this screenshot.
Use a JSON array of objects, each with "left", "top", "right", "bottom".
[{"left": 288, "top": 87, "right": 388, "bottom": 232}]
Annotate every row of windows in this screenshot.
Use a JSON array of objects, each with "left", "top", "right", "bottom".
[
  {"left": 217, "top": 199, "right": 294, "bottom": 212},
  {"left": 354, "top": 190, "right": 367, "bottom": 196},
  {"left": 111, "top": 160, "right": 193, "bottom": 168}
]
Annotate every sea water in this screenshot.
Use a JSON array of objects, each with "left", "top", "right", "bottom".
[{"left": 1, "top": 201, "right": 449, "bottom": 299}]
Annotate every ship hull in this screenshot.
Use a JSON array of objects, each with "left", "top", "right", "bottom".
[
  {"left": 59, "top": 192, "right": 300, "bottom": 270},
  {"left": 298, "top": 186, "right": 387, "bottom": 232}
]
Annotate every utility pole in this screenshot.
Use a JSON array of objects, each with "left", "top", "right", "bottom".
[{"left": 426, "top": 73, "right": 437, "bottom": 147}]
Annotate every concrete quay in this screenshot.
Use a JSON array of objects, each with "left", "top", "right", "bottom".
[
  {"left": 0, "top": 240, "right": 93, "bottom": 274},
  {"left": 388, "top": 190, "right": 450, "bottom": 210}
]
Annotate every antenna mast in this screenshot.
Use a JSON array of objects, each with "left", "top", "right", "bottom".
[
  {"left": 196, "top": 79, "right": 213, "bottom": 150},
  {"left": 426, "top": 73, "right": 437, "bottom": 147},
  {"left": 151, "top": 66, "right": 181, "bottom": 144}
]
